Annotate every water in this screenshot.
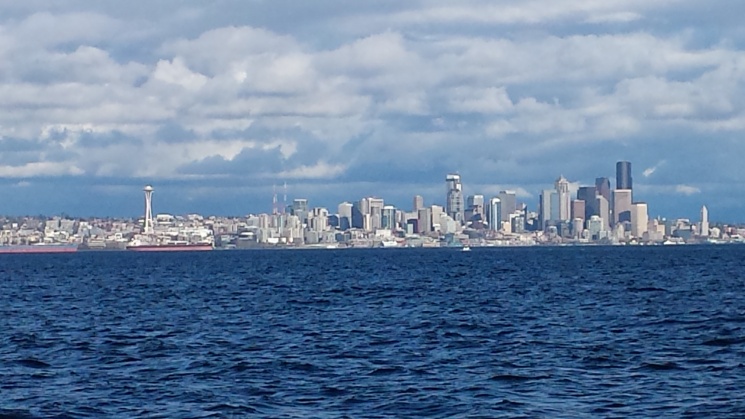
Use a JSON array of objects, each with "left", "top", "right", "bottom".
[{"left": 1, "top": 246, "right": 744, "bottom": 418}]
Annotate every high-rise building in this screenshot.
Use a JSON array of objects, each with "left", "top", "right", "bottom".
[
  {"left": 571, "top": 200, "right": 586, "bottom": 222},
  {"left": 487, "top": 197, "right": 502, "bottom": 231},
  {"left": 595, "top": 177, "right": 611, "bottom": 205},
  {"left": 631, "top": 202, "right": 648, "bottom": 238},
  {"left": 555, "top": 176, "right": 571, "bottom": 222},
  {"left": 430, "top": 205, "right": 444, "bottom": 231},
  {"left": 368, "top": 198, "right": 385, "bottom": 231},
  {"left": 413, "top": 195, "right": 424, "bottom": 212},
  {"left": 540, "top": 189, "right": 557, "bottom": 229},
  {"left": 612, "top": 189, "right": 633, "bottom": 225},
  {"left": 577, "top": 186, "right": 597, "bottom": 219},
  {"left": 445, "top": 174, "right": 464, "bottom": 224},
  {"left": 550, "top": 191, "right": 560, "bottom": 222},
  {"left": 417, "top": 207, "right": 431, "bottom": 234},
  {"left": 338, "top": 202, "right": 353, "bottom": 231},
  {"left": 616, "top": 161, "right": 632, "bottom": 190},
  {"left": 351, "top": 201, "right": 364, "bottom": 229},
  {"left": 498, "top": 190, "right": 517, "bottom": 222},
  {"left": 381, "top": 205, "right": 396, "bottom": 230},
  {"left": 700, "top": 205, "right": 709, "bottom": 237},
  {"left": 595, "top": 195, "right": 610, "bottom": 232},
  {"left": 292, "top": 199, "right": 309, "bottom": 224},
  {"left": 465, "top": 194, "right": 485, "bottom": 222}
]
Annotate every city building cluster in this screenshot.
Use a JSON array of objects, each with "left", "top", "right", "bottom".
[{"left": 1, "top": 160, "right": 744, "bottom": 250}]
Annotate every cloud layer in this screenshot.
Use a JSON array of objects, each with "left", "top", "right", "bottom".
[{"left": 1, "top": 1, "right": 744, "bottom": 220}]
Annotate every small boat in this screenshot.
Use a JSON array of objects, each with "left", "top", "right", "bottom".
[{"left": 461, "top": 245, "right": 471, "bottom": 252}]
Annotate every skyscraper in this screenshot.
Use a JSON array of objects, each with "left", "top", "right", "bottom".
[
  {"left": 555, "top": 176, "right": 571, "bottom": 222},
  {"left": 413, "top": 195, "right": 424, "bottom": 212},
  {"left": 577, "top": 186, "right": 597, "bottom": 219},
  {"left": 571, "top": 200, "right": 586, "bottom": 222},
  {"left": 446, "top": 174, "right": 464, "bottom": 224},
  {"left": 381, "top": 205, "right": 396, "bottom": 230},
  {"left": 700, "top": 205, "right": 709, "bottom": 237},
  {"left": 539, "top": 189, "right": 557, "bottom": 229},
  {"left": 487, "top": 197, "right": 502, "bottom": 231},
  {"left": 498, "top": 190, "right": 517, "bottom": 221},
  {"left": 595, "top": 177, "right": 611, "bottom": 205},
  {"left": 292, "top": 199, "right": 309, "bottom": 224},
  {"left": 338, "top": 202, "right": 353, "bottom": 231},
  {"left": 465, "top": 194, "right": 485, "bottom": 221},
  {"left": 616, "top": 161, "right": 632, "bottom": 190},
  {"left": 369, "top": 198, "right": 385, "bottom": 230},
  {"left": 417, "top": 207, "right": 431, "bottom": 234},
  {"left": 612, "top": 189, "right": 632, "bottom": 225},
  {"left": 595, "top": 194, "right": 610, "bottom": 232},
  {"left": 631, "top": 202, "right": 648, "bottom": 238}
]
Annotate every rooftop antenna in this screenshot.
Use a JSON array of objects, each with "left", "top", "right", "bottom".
[
  {"left": 283, "top": 182, "right": 288, "bottom": 214},
  {"left": 272, "top": 184, "right": 278, "bottom": 215}
]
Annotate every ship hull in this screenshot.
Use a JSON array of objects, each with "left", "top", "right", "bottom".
[
  {"left": 126, "top": 244, "right": 213, "bottom": 252},
  {"left": 0, "top": 244, "right": 79, "bottom": 254}
]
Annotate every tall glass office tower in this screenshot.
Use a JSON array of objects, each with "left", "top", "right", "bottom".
[
  {"left": 616, "top": 161, "right": 632, "bottom": 190},
  {"left": 445, "top": 174, "right": 464, "bottom": 224}
]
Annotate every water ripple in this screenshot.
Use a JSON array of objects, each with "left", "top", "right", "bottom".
[{"left": 1, "top": 247, "right": 745, "bottom": 417}]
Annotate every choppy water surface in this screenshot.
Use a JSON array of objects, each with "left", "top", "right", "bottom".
[{"left": 1, "top": 246, "right": 745, "bottom": 418}]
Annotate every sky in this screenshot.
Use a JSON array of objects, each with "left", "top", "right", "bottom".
[{"left": 1, "top": 1, "right": 745, "bottom": 222}]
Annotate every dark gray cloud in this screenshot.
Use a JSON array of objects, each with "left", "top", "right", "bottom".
[{"left": 0, "top": 1, "right": 744, "bottom": 221}]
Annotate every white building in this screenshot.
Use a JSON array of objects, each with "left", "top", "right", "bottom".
[
  {"left": 555, "top": 176, "right": 571, "bottom": 222},
  {"left": 631, "top": 202, "right": 648, "bottom": 238},
  {"left": 700, "top": 205, "right": 709, "bottom": 237}
]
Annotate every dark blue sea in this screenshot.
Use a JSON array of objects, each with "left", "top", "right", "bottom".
[{"left": 1, "top": 246, "right": 744, "bottom": 418}]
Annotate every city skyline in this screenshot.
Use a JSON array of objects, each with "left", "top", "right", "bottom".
[
  {"left": 1, "top": 2, "right": 745, "bottom": 220},
  {"left": 0, "top": 162, "right": 726, "bottom": 227}
]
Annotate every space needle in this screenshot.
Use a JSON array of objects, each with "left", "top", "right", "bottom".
[{"left": 143, "top": 185, "right": 154, "bottom": 235}]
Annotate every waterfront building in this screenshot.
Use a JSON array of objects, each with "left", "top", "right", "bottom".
[
  {"left": 647, "top": 219, "right": 665, "bottom": 242},
  {"left": 446, "top": 174, "right": 464, "bottom": 224},
  {"left": 631, "top": 202, "right": 648, "bottom": 238},
  {"left": 587, "top": 215, "right": 605, "bottom": 240},
  {"left": 498, "top": 191, "right": 517, "bottom": 222},
  {"left": 613, "top": 189, "right": 633, "bottom": 225},
  {"left": 439, "top": 213, "right": 458, "bottom": 234},
  {"left": 572, "top": 218, "right": 584, "bottom": 239},
  {"left": 487, "top": 197, "right": 502, "bottom": 232},
  {"left": 616, "top": 161, "right": 633, "bottom": 190},
  {"left": 511, "top": 214, "right": 526, "bottom": 234},
  {"left": 700, "top": 205, "right": 709, "bottom": 237},
  {"left": 310, "top": 208, "right": 329, "bottom": 231}
]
